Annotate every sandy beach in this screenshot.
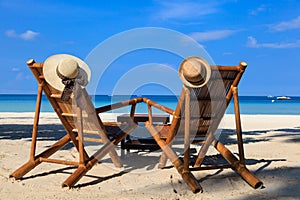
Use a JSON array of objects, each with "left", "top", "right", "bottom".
[{"left": 0, "top": 112, "right": 299, "bottom": 200}]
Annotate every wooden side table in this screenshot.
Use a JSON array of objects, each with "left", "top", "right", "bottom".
[{"left": 117, "top": 114, "right": 170, "bottom": 151}]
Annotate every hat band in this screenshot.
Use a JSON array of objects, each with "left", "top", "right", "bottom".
[
  {"left": 56, "top": 67, "right": 85, "bottom": 102},
  {"left": 187, "top": 77, "right": 205, "bottom": 85}
]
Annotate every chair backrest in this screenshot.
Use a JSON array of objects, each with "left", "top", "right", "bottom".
[
  {"left": 169, "top": 62, "right": 247, "bottom": 143},
  {"left": 27, "top": 60, "right": 108, "bottom": 144}
]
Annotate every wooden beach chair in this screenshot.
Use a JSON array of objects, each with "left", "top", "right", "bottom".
[
  {"left": 144, "top": 57, "right": 263, "bottom": 193},
  {"left": 10, "top": 58, "right": 143, "bottom": 187}
]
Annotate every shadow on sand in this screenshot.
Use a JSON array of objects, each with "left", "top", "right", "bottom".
[
  {"left": 2, "top": 124, "right": 299, "bottom": 144},
  {"left": 3, "top": 123, "right": 300, "bottom": 195}
]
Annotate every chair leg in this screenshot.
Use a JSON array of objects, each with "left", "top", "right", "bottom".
[
  {"left": 10, "top": 83, "right": 71, "bottom": 179},
  {"left": 30, "top": 82, "right": 43, "bottom": 161},
  {"left": 62, "top": 141, "right": 116, "bottom": 188},
  {"left": 96, "top": 115, "right": 123, "bottom": 168},
  {"left": 232, "top": 86, "right": 245, "bottom": 164},
  {"left": 145, "top": 122, "right": 202, "bottom": 193},
  {"left": 157, "top": 125, "right": 180, "bottom": 169},
  {"left": 213, "top": 140, "right": 263, "bottom": 189},
  {"left": 194, "top": 130, "right": 216, "bottom": 167},
  {"left": 62, "top": 123, "right": 137, "bottom": 187},
  {"left": 10, "top": 135, "right": 71, "bottom": 179},
  {"left": 158, "top": 148, "right": 168, "bottom": 168}
]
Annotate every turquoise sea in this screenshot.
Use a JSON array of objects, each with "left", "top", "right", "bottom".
[{"left": 0, "top": 94, "right": 299, "bottom": 115}]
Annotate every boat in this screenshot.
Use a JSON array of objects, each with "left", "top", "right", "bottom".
[{"left": 276, "top": 96, "right": 291, "bottom": 100}]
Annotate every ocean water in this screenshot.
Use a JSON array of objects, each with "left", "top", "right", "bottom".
[{"left": 0, "top": 94, "right": 299, "bottom": 115}]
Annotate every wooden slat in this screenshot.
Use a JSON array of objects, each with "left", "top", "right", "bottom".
[
  {"left": 72, "top": 128, "right": 101, "bottom": 135},
  {"left": 82, "top": 137, "right": 103, "bottom": 143},
  {"left": 39, "top": 158, "right": 79, "bottom": 166},
  {"left": 50, "top": 94, "right": 62, "bottom": 98},
  {"left": 102, "top": 122, "right": 122, "bottom": 126},
  {"left": 75, "top": 136, "right": 103, "bottom": 143},
  {"left": 62, "top": 113, "right": 75, "bottom": 117}
]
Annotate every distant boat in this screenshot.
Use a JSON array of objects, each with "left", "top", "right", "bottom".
[
  {"left": 277, "top": 96, "right": 291, "bottom": 100},
  {"left": 267, "top": 95, "right": 274, "bottom": 98}
]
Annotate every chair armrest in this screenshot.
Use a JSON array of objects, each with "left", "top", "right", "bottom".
[
  {"left": 95, "top": 97, "right": 143, "bottom": 113},
  {"left": 142, "top": 97, "right": 174, "bottom": 115}
]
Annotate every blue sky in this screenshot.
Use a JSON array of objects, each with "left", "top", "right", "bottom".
[{"left": 1, "top": 0, "right": 300, "bottom": 96}]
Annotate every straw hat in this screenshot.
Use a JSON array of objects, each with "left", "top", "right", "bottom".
[
  {"left": 43, "top": 54, "right": 91, "bottom": 91},
  {"left": 179, "top": 56, "right": 211, "bottom": 88}
]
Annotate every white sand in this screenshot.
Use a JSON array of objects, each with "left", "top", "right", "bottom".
[{"left": 0, "top": 112, "right": 299, "bottom": 199}]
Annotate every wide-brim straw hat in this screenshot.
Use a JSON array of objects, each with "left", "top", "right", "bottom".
[
  {"left": 43, "top": 54, "right": 91, "bottom": 91},
  {"left": 179, "top": 56, "right": 211, "bottom": 88}
]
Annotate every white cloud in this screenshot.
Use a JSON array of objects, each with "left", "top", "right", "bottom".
[
  {"left": 189, "top": 30, "right": 237, "bottom": 42},
  {"left": 20, "top": 30, "right": 39, "bottom": 40},
  {"left": 5, "top": 29, "right": 39, "bottom": 41},
  {"left": 247, "top": 36, "right": 300, "bottom": 48},
  {"left": 14, "top": 72, "right": 31, "bottom": 81},
  {"left": 5, "top": 30, "right": 18, "bottom": 38},
  {"left": 11, "top": 67, "right": 20, "bottom": 72},
  {"left": 270, "top": 16, "right": 300, "bottom": 31},
  {"left": 155, "top": 1, "right": 218, "bottom": 20},
  {"left": 15, "top": 73, "right": 23, "bottom": 81},
  {"left": 249, "top": 4, "right": 267, "bottom": 15}
]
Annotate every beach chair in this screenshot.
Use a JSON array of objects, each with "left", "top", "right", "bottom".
[
  {"left": 10, "top": 55, "right": 142, "bottom": 187},
  {"left": 145, "top": 57, "right": 263, "bottom": 193}
]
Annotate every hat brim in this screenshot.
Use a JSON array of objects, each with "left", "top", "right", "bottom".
[
  {"left": 43, "top": 54, "right": 91, "bottom": 91},
  {"left": 179, "top": 56, "right": 211, "bottom": 88}
]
